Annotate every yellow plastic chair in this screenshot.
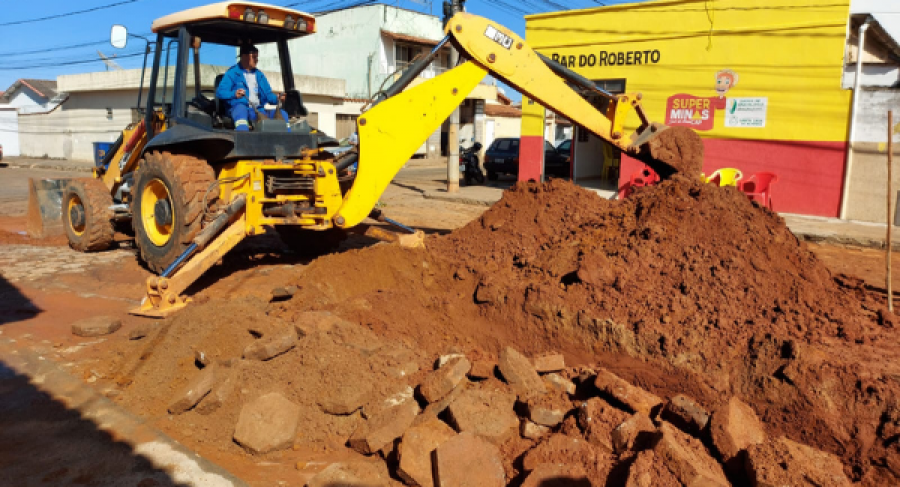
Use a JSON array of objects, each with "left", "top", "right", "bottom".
[{"left": 705, "top": 168, "right": 743, "bottom": 187}]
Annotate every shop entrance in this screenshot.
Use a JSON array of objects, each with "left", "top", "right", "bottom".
[{"left": 573, "top": 79, "right": 626, "bottom": 193}]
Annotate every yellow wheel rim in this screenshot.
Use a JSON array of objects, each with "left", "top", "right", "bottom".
[
  {"left": 141, "top": 178, "right": 174, "bottom": 247},
  {"left": 67, "top": 194, "right": 86, "bottom": 236}
]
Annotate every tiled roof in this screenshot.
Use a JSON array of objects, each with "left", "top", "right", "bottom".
[
  {"left": 0, "top": 79, "right": 57, "bottom": 103},
  {"left": 485, "top": 104, "right": 522, "bottom": 118}
]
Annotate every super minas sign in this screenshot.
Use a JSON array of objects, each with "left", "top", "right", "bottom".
[{"left": 550, "top": 50, "right": 661, "bottom": 68}]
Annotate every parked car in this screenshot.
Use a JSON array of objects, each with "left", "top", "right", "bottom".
[
  {"left": 483, "top": 137, "right": 569, "bottom": 180},
  {"left": 556, "top": 139, "right": 571, "bottom": 155}
]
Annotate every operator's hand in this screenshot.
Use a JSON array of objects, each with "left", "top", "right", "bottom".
[
  {"left": 235, "top": 88, "right": 246, "bottom": 99},
  {"left": 278, "top": 92, "right": 286, "bottom": 102}
]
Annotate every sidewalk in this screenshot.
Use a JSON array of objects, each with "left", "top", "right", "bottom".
[{"left": 8, "top": 156, "right": 899, "bottom": 251}]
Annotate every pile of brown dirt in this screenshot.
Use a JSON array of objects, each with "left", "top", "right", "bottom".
[{"left": 90, "top": 178, "right": 900, "bottom": 484}]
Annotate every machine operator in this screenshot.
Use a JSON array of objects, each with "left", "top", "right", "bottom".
[{"left": 216, "top": 44, "right": 288, "bottom": 131}]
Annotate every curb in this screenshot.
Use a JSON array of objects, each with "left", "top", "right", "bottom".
[
  {"left": 2, "top": 161, "right": 93, "bottom": 174},
  {"left": 0, "top": 338, "right": 249, "bottom": 487},
  {"left": 422, "top": 189, "right": 498, "bottom": 207}
]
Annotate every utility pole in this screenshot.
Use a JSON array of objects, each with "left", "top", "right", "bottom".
[{"left": 443, "top": 0, "right": 464, "bottom": 193}]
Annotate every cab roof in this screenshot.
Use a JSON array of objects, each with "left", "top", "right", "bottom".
[{"left": 151, "top": 1, "right": 316, "bottom": 45}]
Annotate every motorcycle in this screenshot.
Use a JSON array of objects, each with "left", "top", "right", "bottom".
[{"left": 459, "top": 142, "right": 485, "bottom": 185}]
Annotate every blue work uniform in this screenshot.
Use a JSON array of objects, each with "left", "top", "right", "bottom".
[{"left": 216, "top": 64, "right": 289, "bottom": 131}]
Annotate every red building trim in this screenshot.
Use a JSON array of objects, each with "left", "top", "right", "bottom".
[
  {"left": 619, "top": 138, "right": 847, "bottom": 217},
  {"left": 519, "top": 135, "right": 545, "bottom": 182}
]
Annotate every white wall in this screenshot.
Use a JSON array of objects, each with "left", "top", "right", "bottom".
[
  {"left": 842, "top": 64, "right": 900, "bottom": 88},
  {"left": 259, "top": 5, "right": 443, "bottom": 99},
  {"left": 8, "top": 90, "right": 42, "bottom": 109},
  {"left": 0, "top": 109, "right": 19, "bottom": 156}
]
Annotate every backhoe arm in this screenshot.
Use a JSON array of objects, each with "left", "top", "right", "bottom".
[{"left": 334, "top": 12, "right": 701, "bottom": 229}]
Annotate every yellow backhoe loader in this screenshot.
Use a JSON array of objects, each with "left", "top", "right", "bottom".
[{"left": 29, "top": 2, "right": 702, "bottom": 317}]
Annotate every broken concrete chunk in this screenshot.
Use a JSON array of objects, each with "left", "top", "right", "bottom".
[
  {"left": 653, "top": 422, "right": 729, "bottom": 487},
  {"left": 437, "top": 353, "right": 466, "bottom": 368},
  {"left": 306, "top": 461, "right": 391, "bottom": 487},
  {"left": 447, "top": 388, "right": 518, "bottom": 444},
  {"left": 709, "top": 396, "right": 767, "bottom": 464},
  {"left": 522, "top": 434, "right": 596, "bottom": 471},
  {"left": 521, "top": 463, "right": 590, "bottom": 487},
  {"left": 71, "top": 316, "right": 122, "bottom": 337},
  {"left": 468, "top": 360, "right": 496, "bottom": 380},
  {"left": 746, "top": 436, "right": 852, "bottom": 487},
  {"left": 520, "top": 420, "right": 551, "bottom": 440},
  {"left": 661, "top": 394, "right": 710, "bottom": 436},
  {"left": 611, "top": 413, "right": 657, "bottom": 454},
  {"left": 397, "top": 417, "right": 457, "bottom": 487},
  {"left": 532, "top": 353, "right": 565, "bottom": 373},
  {"left": 168, "top": 364, "right": 217, "bottom": 414},
  {"left": 434, "top": 432, "right": 505, "bottom": 487},
  {"left": 349, "top": 399, "right": 420, "bottom": 455},
  {"left": 593, "top": 368, "right": 663, "bottom": 415},
  {"left": 420, "top": 356, "right": 471, "bottom": 403},
  {"left": 544, "top": 373, "right": 576, "bottom": 395},
  {"left": 498, "top": 346, "right": 545, "bottom": 395},
  {"left": 233, "top": 392, "right": 300, "bottom": 454},
  {"left": 363, "top": 385, "right": 415, "bottom": 420},
  {"left": 270, "top": 285, "right": 298, "bottom": 301},
  {"left": 242, "top": 327, "right": 296, "bottom": 361},
  {"left": 416, "top": 379, "right": 468, "bottom": 425}
]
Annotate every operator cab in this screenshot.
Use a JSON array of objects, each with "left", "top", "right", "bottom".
[{"left": 111, "top": 2, "right": 336, "bottom": 162}]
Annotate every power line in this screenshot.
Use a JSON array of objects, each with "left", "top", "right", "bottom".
[
  {"left": 0, "top": 52, "right": 146, "bottom": 70},
  {"left": 0, "top": 0, "right": 144, "bottom": 28},
  {"left": 0, "top": 33, "right": 152, "bottom": 58}
]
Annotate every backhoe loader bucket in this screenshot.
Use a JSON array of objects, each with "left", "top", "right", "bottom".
[{"left": 26, "top": 178, "right": 69, "bottom": 238}]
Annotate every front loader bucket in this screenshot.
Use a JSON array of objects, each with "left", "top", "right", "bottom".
[{"left": 26, "top": 178, "right": 69, "bottom": 238}]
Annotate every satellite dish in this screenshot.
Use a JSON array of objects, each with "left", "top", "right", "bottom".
[{"left": 97, "top": 51, "right": 123, "bottom": 71}]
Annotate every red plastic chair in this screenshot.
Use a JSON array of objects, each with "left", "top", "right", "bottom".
[
  {"left": 624, "top": 165, "right": 660, "bottom": 197},
  {"left": 740, "top": 172, "right": 778, "bottom": 210}
]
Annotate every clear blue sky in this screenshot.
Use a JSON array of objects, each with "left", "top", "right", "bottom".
[{"left": 0, "top": 0, "right": 640, "bottom": 97}]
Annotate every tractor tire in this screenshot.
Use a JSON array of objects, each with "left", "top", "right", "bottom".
[
  {"left": 276, "top": 226, "right": 347, "bottom": 257},
  {"left": 131, "top": 152, "right": 216, "bottom": 274},
  {"left": 62, "top": 178, "right": 115, "bottom": 252}
]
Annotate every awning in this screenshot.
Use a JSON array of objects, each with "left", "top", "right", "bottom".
[{"left": 381, "top": 29, "right": 449, "bottom": 49}]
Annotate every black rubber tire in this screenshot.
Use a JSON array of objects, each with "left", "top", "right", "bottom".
[
  {"left": 473, "top": 169, "right": 486, "bottom": 185},
  {"left": 487, "top": 171, "right": 498, "bottom": 181},
  {"left": 131, "top": 152, "right": 216, "bottom": 274},
  {"left": 276, "top": 226, "right": 347, "bottom": 257},
  {"left": 62, "top": 178, "right": 114, "bottom": 252}
]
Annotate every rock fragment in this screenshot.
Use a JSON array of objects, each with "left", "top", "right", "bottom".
[
  {"left": 447, "top": 388, "right": 518, "bottom": 444},
  {"left": 293, "top": 310, "right": 345, "bottom": 337},
  {"left": 71, "top": 316, "right": 122, "bottom": 337},
  {"left": 746, "top": 436, "right": 852, "bottom": 486},
  {"left": 661, "top": 394, "right": 710, "bottom": 435},
  {"left": 520, "top": 420, "right": 551, "bottom": 440},
  {"left": 532, "top": 353, "right": 565, "bottom": 373},
  {"left": 611, "top": 413, "right": 657, "bottom": 454},
  {"left": 434, "top": 432, "right": 505, "bottom": 487},
  {"left": 233, "top": 392, "right": 300, "bottom": 454},
  {"left": 709, "top": 396, "right": 767, "bottom": 465},
  {"left": 397, "top": 417, "right": 456, "bottom": 487},
  {"left": 349, "top": 399, "right": 420, "bottom": 455},
  {"left": 307, "top": 461, "right": 391, "bottom": 487},
  {"left": 653, "top": 422, "right": 729, "bottom": 487},
  {"left": 625, "top": 450, "right": 681, "bottom": 487},
  {"left": 544, "top": 373, "right": 576, "bottom": 395},
  {"left": 526, "top": 393, "right": 572, "bottom": 427},
  {"left": 242, "top": 327, "right": 296, "bottom": 360},
  {"left": 420, "top": 356, "right": 470, "bottom": 403},
  {"left": 168, "top": 364, "right": 217, "bottom": 414},
  {"left": 468, "top": 360, "right": 496, "bottom": 380},
  {"left": 593, "top": 369, "right": 662, "bottom": 414},
  {"left": 498, "top": 346, "right": 545, "bottom": 395}
]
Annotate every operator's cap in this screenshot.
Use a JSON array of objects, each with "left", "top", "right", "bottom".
[{"left": 239, "top": 44, "right": 258, "bottom": 56}]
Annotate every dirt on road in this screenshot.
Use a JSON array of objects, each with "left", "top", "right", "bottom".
[{"left": 31, "top": 176, "right": 894, "bottom": 485}]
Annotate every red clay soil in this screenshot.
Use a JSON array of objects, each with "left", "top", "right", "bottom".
[{"left": 87, "top": 177, "right": 900, "bottom": 484}]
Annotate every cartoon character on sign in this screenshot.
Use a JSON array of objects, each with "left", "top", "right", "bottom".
[{"left": 713, "top": 69, "right": 738, "bottom": 109}]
